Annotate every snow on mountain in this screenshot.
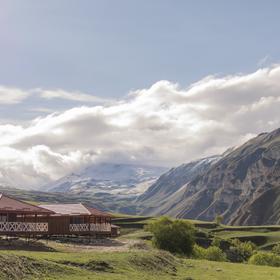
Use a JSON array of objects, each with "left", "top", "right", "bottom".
[{"left": 43, "top": 163, "right": 168, "bottom": 196}]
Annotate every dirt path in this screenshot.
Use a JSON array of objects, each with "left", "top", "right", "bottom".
[{"left": 45, "top": 238, "right": 139, "bottom": 252}]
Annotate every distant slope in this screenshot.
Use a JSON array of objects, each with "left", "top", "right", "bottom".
[
  {"left": 0, "top": 185, "right": 139, "bottom": 215},
  {"left": 138, "top": 128, "right": 280, "bottom": 225},
  {"left": 44, "top": 163, "right": 167, "bottom": 197},
  {"left": 137, "top": 156, "right": 220, "bottom": 216}
]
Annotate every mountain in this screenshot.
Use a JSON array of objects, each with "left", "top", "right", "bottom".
[
  {"left": 44, "top": 162, "right": 167, "bottom": 197},
  {"left": 137, "top": 156, "right": 220, "bottom": 215},
  {"left": 138, "top": 128, "right": 280, "bottom": 225}
]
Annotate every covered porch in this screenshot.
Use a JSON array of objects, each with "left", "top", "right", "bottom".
[
  {"left": 0, "top": 194, "right": 54, "bottom": 235},
  {"left": 39, "top": 203, "right": 112, "bottom": 235},
  {"left": 69, "top": 215, "right": 112, "bottom": 233}
]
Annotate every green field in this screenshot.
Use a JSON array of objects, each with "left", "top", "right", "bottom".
[
  {"left": 2, "top": 248, "right": 280, "bottom": 280},
  {"left": 1, "top": 215, "right": 280, "bottom": 279},
  {"left": 113, "top": 215, "right": 280, "bottom": 248}
]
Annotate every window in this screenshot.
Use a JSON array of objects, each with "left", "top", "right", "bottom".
[
  {"left": 8, "top": 213, "right": 17, "bottom": 222},
  {"left": 70, "top": 216, "right": 84, "bottom": 224},
  {"left": 0, "top": 214, "right": 7, "bottom": 222}
]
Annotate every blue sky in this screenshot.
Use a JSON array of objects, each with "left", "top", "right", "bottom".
[
  {"left": 1, "top": 1, "right": 280, "bottom": 187},
  {"left": 0, "top": 1, "right": 279, "bottom": 101}
]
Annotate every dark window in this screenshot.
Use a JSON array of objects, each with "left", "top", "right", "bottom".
[
  {"left": 8, "top": 213, "right": 17, "bottom": 222},
  {"left": 70, "top": 216, "right": 84, "bottom": 224},
  {"left": 0, "top": 214, "right": 7, "bottom": 222}
]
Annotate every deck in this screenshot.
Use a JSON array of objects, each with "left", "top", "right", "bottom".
[
  {"left": 0, "top": 222, "right": 48, "bottom": 233},
  {"left": 0, "top": 222, "right": 111, "bottom": 234},
  {"left": 69, "top": 223, "right": 111, "bottom": 233}
]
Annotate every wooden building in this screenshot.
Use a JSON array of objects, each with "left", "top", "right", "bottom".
[
  {"left": 0, "top": 193, "right": 53, "bottom": 235},
  {"left": 0, "top": 193, "right": 116, "bottom": 237},
  {"left": 39, "top": 203, "right": 112, "bottom": 236}
]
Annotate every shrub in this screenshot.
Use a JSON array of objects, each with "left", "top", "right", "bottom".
[
  {"left": 249, "top": 252, "right": 280, "bottom": 267},
  {"left": 272, "top": 243, "right": 280, "bottom": 255},
  {"left": 193, "top": 244, "right": 227, "bottom": 262},
  {"left": 231, "top": 239, "right": 257, "bottom": 250},
  {"left": 211, "top": 237, "right": 222, "bottom": 248},
  {"left": 226, "top": 239, "right": 256, "bottom": 263},
  {"left": 193, "top": 244, "right": 206, "bottom": 259},
  {"left": 214, "top": 215, "right": 223, "bottom": 225},
  {"left": 145, "top": 217, "right": 195, "bottom": 255}
]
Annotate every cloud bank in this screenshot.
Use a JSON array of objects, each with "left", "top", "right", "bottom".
[{"left": 1, "top": 65, "right": 280, "bottom": 188}]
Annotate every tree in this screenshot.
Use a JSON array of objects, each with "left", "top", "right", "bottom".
[{"left": 146, "top": 217, "right": 195, "bottom": 255}]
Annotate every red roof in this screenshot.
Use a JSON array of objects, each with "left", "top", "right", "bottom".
[
  {"left": 38, "top": 203, "right": 111, "bottom": 217},
  {"left": 0, "top": 193, "right": 54, "bottom": 214}
]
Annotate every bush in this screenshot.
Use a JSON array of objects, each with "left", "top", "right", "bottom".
[
  {"left": 145, "top": 217, "right": 195, "bottom": 255},
  {"left": 211, "top": 237, "right": 222, "bottom": 248},
  {"left": 214, "top": 215, "right": 223, "bottom": 225},
  {"left": 193, "top": 244, "right": 227, "bottom": 262},
  {"left": 249, "top": 252, "right": 280, "bottom": 267},
  {"left": 272, "top": 243, "right": 280, "bottom": 255},
  {"left": 226, "top": 239, "right": 256, "bottom": 263}
]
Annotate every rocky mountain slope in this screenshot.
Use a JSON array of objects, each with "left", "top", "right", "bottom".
[
  {"left": 138, "top": 128, "right": 280, "bottom": 225},
  {"left": 137, "top": 156, "right": 220, "bottom": 215}
]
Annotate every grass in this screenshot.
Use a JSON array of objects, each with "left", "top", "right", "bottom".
[
  {"left": 114, "top": 216, "right": 280, "bottom": 249},
  {"left": 2, "top": 249, "right": 280, "bottom": 280},
  {"left": 184, "top": 259, "right": 280, "bottom": 280},
  {"left": 213, "top": 228, "right": 280, "bottom": 247},
  {"left": 2, "top": 212, "right": 280, "bottom": 279}
]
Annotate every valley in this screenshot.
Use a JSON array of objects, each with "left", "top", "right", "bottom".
[{"left": 2, "top": 127, "right": 280, "bottom": 226}]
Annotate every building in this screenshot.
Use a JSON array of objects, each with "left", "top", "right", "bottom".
[
  {"left": 0, "top": 193, "right": 117, "bottom": 237},
  {"left": 39, "top": 203, "right": 112, "bottom": 237},
  {"left": 0, "top": 193, "right": 53, "bottom": 235}
]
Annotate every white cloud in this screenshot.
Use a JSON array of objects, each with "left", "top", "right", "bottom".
[
  {"left": 0, "top": 86, "right": 110, "bottom": 106},
  {"left": 38, "top": 89, "right": 110, "bottom": 103},
  {"left": 0, "top": 86, "right": 31, "bottom": 104},
  {"left": 1, "top": 65, "right": 280, "bottom": 188}
]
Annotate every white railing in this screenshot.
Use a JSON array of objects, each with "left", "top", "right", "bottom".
[
  {"left": 0, "top": 222, "right": 48, "bottom": 232},
  {"left": 69, "top": 223, "right": 111, "bottom": 232},
  {"left": 90, "top": 223, "right": 111, "bottom": 232},
  {"left": 69, "top": 223, "right": 89, "bottom": 232}
]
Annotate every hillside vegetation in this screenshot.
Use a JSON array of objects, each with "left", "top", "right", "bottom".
[
  {"left": 2, "top": 249, "right": 280, "bottom": 280},
  {"left": 1, "top": 216, "right": 280, "bottom": 279}
]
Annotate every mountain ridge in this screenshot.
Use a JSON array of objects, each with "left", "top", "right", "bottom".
[{"left": 138, "top": 128, "right": 280, "bottom": 225}]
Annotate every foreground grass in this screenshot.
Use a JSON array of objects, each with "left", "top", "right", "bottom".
[
  {"left": 2, "top": 216, "right": 280, "bottom": 279},
  {"left": 1, "top": 248, "right": 280, "bottom": 280}
]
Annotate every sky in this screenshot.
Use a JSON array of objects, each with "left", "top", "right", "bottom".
[{"left": 1, "top": 1, "right": 280, "bottom": 188}]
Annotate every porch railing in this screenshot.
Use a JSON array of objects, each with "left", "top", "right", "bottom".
[
  {"left": 69, "top": 223, "right": 111, "bottom": 233},
  {"left": 0, "top": 222, "right": 48, "bottom": 232}
]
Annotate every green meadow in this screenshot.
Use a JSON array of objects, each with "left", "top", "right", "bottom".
[
  {"left": 1, "top": 216, "right": 280, "bottom": 279},
  {"left": 2, "top": 249, "right": 280, "bottom": 280}
]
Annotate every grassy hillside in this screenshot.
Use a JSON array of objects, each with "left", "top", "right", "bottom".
[
  {"left": 2, "top": 249, "right": 280, "bottom": 280},
  {"left": 0, "top": 216, "right": 280, "bottom": 279},
  {"left": 112, "top": 215, "right": 280, "bottom": 250}
]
